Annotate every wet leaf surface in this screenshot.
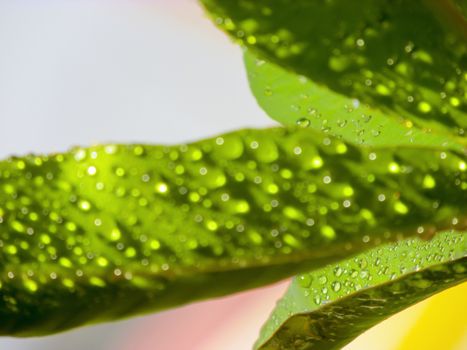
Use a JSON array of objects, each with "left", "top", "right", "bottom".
[
  {"left": 255, "top": 231, "right": 466, "bottom": 350},
  {"left": 244, "top": 52, "right": 466, "bottom": 151},
  {"left": 1, "top": 127, "right": 465, "bottom": 336},
  {"left": 201, "top": 0, "right": 467, "bottom": 141}
]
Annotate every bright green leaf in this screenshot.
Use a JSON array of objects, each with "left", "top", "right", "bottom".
[
  {"left": 0, "top": 127, "right": 465, "bottom": 336},
  {"left": 255, "top": 231, "right": 467, "bottom": 350},
  {"left": 245, "top": 51, "right": 466, "bottom": 152},
  {"left": 200, "top": 0, "right": 467, "bottom": 140}
]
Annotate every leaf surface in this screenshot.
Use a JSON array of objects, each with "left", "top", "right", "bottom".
[
  {"left": 454, "top": 0, "right": 467, "bottom": 18},
  {"left": 0, "top": 127, "right": 465, "bottom": 336},
  {"left": 255, "top": 231, "right": 467, "bottom": 350},
  {"left": 245, "top": 52, "right": 466, "bottom": 152},
  {"left": 201, "top": 0, "right": 467, "bottom": 142}
]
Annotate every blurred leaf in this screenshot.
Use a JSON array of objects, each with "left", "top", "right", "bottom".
[
  {"left": 200, "top": 0, "right": 467, "bottom": 141},
  {"left": 0, "top": 127, "right": 465, "bottom": 336},
  {"left": 425, "top": 0, "right": 467, "bottom": 40},
  {"left": 255, "top": 231, "right": 467, "bottom": 350},
  {"left": 453, "top": 0, "right": 467, "bottom": 17},
  {"left": 245, "top": 51, "right": 466, "bottom": 151}
]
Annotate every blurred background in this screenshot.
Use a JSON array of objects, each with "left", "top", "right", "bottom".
[{"left": 0, "top": 1, "right": 465, "bottom": 349}]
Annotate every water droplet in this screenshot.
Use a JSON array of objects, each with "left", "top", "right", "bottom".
[
  {"left": 78, "top": 200, "right": 91, "bottom": 211},
  {"left": 418, "top": 101, "right": 432, "bottom": 113},
  {"left": 318, "top": 275, "right": 328, "bottom": 284},
  {"left": 298, "top": 274, "right": 312, "bottom": 288},
  {"left": 264, "top": 86, "right": 273, "bottom": 96},
  {"left": 331, "top": 281, "right": 341, "bottom": 292},
  {"left": 333, "top": 266, "right": 343, "bottom": 277},
  {"left": 296, "top": 118, "right": 311, "bottom": 128}
]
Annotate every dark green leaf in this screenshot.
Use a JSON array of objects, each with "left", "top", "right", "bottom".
[
  {"left": 200, "top": 0, "right": 467, "bottom": 140},
  {"left": 454, "top": 0, "right": 467, "bottom": 18},
  {"left": 1, "top": 127, "right": 465, "bottom": 336},
  {"left": 425, "top": 0, "right": 467, "bottom": 40},
  {"left": 255, "top": 231, "right": 467, "bottom": 350}
]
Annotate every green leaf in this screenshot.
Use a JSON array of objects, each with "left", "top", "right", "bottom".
[
  {"left": 245, "top": 51, "right": 466, "bottom": 152},
  {"left": 454, "top": 0, "right": 467, "bottom": 18},
  {"left": 200, "top": 0, "right": 467, "bottom": 141},
  {"left": 255, "top": 231, "right": 467, "bottom": 350},
  {"left": 0, "top": 127, "right": 465, "bottom": 336},
  {"left": 425, "top": 0, "right": 467, "bottom": 40}
]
